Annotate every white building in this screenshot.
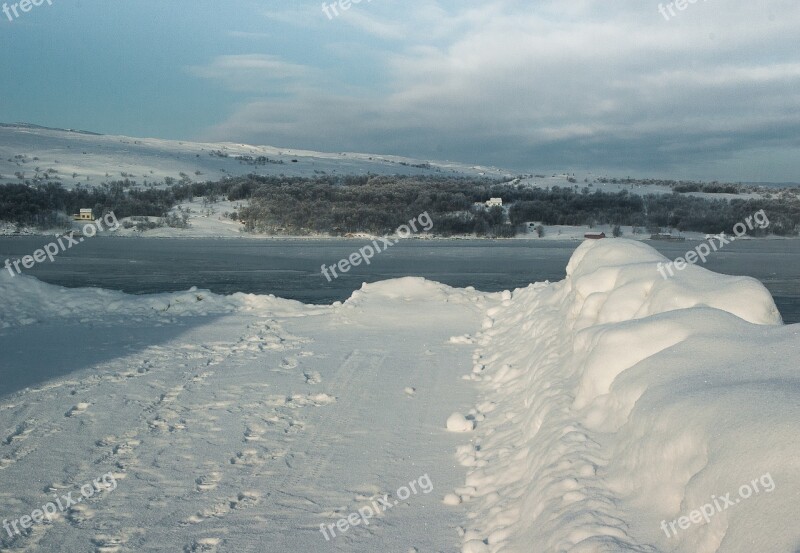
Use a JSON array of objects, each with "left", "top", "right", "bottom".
[{"left": 485, "top": 197, "right": 503, "bottom": 208}]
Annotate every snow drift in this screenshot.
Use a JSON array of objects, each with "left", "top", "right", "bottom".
[
  {"left": 456, "top": 239, "right": 798, "bottom": 553},
  {"left": 0, "top": 272, "right": 318, "bottom": 330}
]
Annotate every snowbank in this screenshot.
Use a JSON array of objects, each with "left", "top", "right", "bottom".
[
  {"left": 455, "top": 239, "right": 797, "bottom": 553},
  {"left": 0, "top": 272, "right": 316, "bottom": 330}
]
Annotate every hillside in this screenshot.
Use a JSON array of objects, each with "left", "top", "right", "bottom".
[{"left": 0, "top": 124, "right": 513, "bottom": 188}]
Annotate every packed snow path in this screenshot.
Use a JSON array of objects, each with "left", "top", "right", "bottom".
[{"left": 0, "top": 278, "right": 489, "bottom": 552}]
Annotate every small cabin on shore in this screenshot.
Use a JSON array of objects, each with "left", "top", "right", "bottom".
[
  {"left": 584, "top": 232, "right": 606, "bottom": 240},
  {"left": 73, "top": 208, "right": 93, "bottom": 221}
]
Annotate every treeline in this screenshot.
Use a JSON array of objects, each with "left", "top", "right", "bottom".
[
  {"left": 0, "top": 180, "right": 242, "bottom": 227},
  {"left": 230, "top": 174, "right": 514, "bottom": 236},
  {"left": 509, "top": 188, "right": 800, "bottom": 235},
  {"left": 672, "top": 182, "right": 740, "bottom": 194},
  {"left": 597, "top": 177, "right": 746, "bottom": 194},
  {"left": 1, "top": 175, "right": 799, "bottom": 236},
  {"left": 229, "top": 175, "right": 800, "bottom": 236}
]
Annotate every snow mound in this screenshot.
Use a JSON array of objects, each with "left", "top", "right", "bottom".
[
  {"left": 0, "top": 272, "right": 316, "bottom": 330},
  {"left": 341, "top": 277, "right": 488, "bottom": 320},
  {"left": 457, "top": 239, "right": 798, "bottom": 553},
  {"left": 565, "top": 239, "right": 781, "bottom": 327},
  {"left": 347, "top": 277, "right": 472, "bottom": 304},
  {"left": 446, "top": 412, "right": 475, "bottom": 433}
]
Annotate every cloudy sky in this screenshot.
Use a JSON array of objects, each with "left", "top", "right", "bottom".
[{"left": 1, "top": 0, "right": 798, "bottom": 181}]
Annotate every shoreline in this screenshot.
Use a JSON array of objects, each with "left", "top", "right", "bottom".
[{"left": 0, "top": 231, "right": 795, "bottom": 242}]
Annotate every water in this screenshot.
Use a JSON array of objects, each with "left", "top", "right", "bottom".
[{"left": 1, "top": 237, "right": 799, "bottom": 323}]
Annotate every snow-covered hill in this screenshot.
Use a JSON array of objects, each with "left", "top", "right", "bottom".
[
  {"left": 0, "top": 123, "right": 514, "bottom": 188},
  {"left": 2, "top": 124, "right": 796, "bottom": 197}
]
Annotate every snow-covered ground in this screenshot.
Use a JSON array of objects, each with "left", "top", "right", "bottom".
[
  {"left": 113, "top": 200, "right": 247, "bottom": 239},
  {"left": 0, "top": 240, "right": 797, "bottom": 552}
]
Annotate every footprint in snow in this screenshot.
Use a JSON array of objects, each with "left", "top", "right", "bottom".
[
  {"left": 65, "top": 403, "right": 91, "bottom": 417},
  {"left": 91, "top": 532, "right": 128, "bottom": 553},
  {"left": 185, "top": 537, "right": 222, "bottom": 552},
  {"left": 68, "top": 503, "right": 95, "bottom": 524},
  {"left": 195, "top": 471, "right": 223, "bottom": 492},
  {"left": 304, "top": 371, "right": 322, "bottom": 384},
  {"left": 243, "top": 423, "right": 267, "bottom": 442},
  {"left": 3, "top": 420, "right": 35, "bottom": 444},
  {"left": 183, "top": 491, "right": 260, "bottom": 525}
]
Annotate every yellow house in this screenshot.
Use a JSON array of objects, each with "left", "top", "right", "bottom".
[{"left": 73, "top": 208, "right": 94, "bottom": 221}]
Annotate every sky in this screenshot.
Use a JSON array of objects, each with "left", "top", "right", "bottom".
[{"left": 0, "top": 0, "right": 798, "bottom": 181}]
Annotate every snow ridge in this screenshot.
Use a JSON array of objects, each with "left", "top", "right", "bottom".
[{"left": 456, "top": 240, "right": 796, "bottom": 553}]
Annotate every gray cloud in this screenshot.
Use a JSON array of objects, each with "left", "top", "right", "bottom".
[{"left": 195, "top": 0, "right": 800, "bottom": 180}]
